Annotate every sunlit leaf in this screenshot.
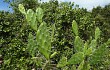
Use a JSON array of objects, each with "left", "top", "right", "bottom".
[
  {"left": 31, "top": 13, "right": 37, "bottom": 31},
  {"left": 50, "top": 52, "right": 57, "bottom": 58},
  {"left": 57, "top": 57, "right": 67, "bottom": 67},
  {"left": 26, "top": 9, "right": 34, "bottom": 22},
  {"left": 36, "top": 7, "right": 43, "bottom": 23},
  {"left": 72, "top": 20, "right": 78, "bottom": 36},
  {"left": 68, "top": 52, "right": 84, "bottom": 64},
  {"left": 74, "top": 36, "right": 84, "bottom": 52},
  {"left": 18, "top": 4, "right": 26, "bottom": 15}
]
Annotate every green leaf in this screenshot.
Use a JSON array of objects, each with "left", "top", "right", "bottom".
[
  {"left": 57, "top": 57, "right": 67, "bottom": 67},
  {"left": 36, "top": 7, "right": 43, "bottom": 23},
  {"left": 27, "top": 33, "right": 37, "bottom": 57},
  {"left": 50, "top": 52, "right": 57, "bottom": 58},
  {"left": 70, "top": 65, "right": 77, "bottom": 70},
  {"left": 95, "top": 27, "right": 101, "bottom": 40},
  {"left": 106, "top": 38, "right": 110, "bottom": 46},
  {"left": 77, "top": 60, "right": 84, "bottom": 70},
  {"left": 72, "top": 20, "right": 78, "bottom": 36},
  {"left": 89, "top": 39, "right": 97, "bottom": 52},
  {"left": 86, "top": 47, "right": 92, "bottom": 56},
  {"left": 36, "top": 22, "right": 51, "bottom": 59},
  {"left": 89, "top": 44, "right": 108, "bottom": 65},
  {"left": 68, "top": 52, "right": 84, "bottom": 65},
  {"left": 26, "top": 9, "right": 34, "bottom": 22},
  {"left": 83, "top": 42, "right": 88, "bottom": 54},
  {"left": 74, "top": 36, "right": 84, "bottom": 52},
  {"left": 18, "top": 4, "right": 26, "bottom": 15},
  {"left": 38, "top": 47, "right": 50, "bottom": 59},
  {"left": 4, "top": 59, "right": 11, "bottom": 66},
  {"left": 26, "top": 9, "right": 37, "bottom": 31},
  {"left": 83, "top": 63, "right": 90, "bottom": 70},
  {"left": 31, "top": 13, "right": 37, "bottom": 31}
]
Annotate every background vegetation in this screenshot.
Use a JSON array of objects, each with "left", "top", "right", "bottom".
[{"left": 0, "top": 0, "right": 110, "bottom": 70}]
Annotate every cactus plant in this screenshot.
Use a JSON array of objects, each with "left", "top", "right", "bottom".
[
  {"left": 36, "top": 22, "right": 51, "bottom": 59},
  {"left": 19, "top": 4, "right": 51, "bottom": 59},
  {"left": 19, "top": 4, "right": 109, "bottom": 70},
  {"left": 57, "top": 20, "right": 110, "bottom": 70},
  {"left": 18, "top": 4, "right": 58, "bottom": 69}
]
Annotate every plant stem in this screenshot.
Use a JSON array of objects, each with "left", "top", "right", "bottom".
[{"left": 42, "top": 60, "right": 50, "bottom": 70}]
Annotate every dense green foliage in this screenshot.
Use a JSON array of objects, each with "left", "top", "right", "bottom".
[{"left": 0, "top": 0, "right": 110, "bottom": 70}]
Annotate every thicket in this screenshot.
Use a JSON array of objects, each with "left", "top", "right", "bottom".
[{"left": 0, "top": 0, "right": 110, "bottom": 70}]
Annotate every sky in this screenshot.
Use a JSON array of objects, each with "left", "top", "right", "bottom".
[
  {"left": 70, "top": 0, "right": 110, "bottom": 10},
  {"left": 0, "top": 0, "right": 110, "bottom": 11},
  {"left": 41, "top": 0, "right": 110, "bottom": 10},
  {"left": 0, "top": 0, "right": 11, "bottom": 11}
]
